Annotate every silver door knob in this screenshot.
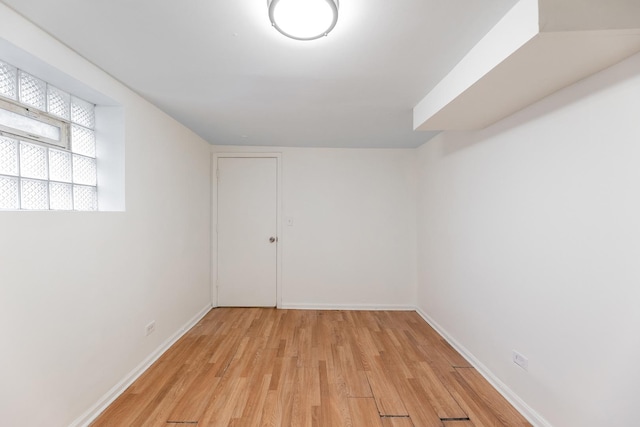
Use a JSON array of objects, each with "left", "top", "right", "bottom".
[{"left": 269, "top": 237, "right": 277, "bottom": 243}]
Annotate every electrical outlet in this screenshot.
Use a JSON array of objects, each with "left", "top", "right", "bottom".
[
  {"left": 145, "top": 321, "right": 156, "bottom": 336},
  {"left": 513, "top": 350, "right": 528, "bottom": 371}
]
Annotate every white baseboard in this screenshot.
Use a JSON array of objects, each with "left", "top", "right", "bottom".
[
  {"left": 279, "top": 303, "right": 415, "bottom": 311},
  {"left": 69, "top": 304, "right": 213, "bottom": 427},
  {"left": 414, "top": 307, "right": 552, "bottom": 427}
]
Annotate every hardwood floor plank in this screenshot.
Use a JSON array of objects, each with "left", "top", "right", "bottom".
[
  {"left": 239, "top": 373, "right": 272, "bottom": 425},
  {"left": 165, "top": 366, "right": 221, "bottom": 422},
  {"left": 365, "top": 355, "right": 409, "bottom": 416},
  {"left": 275, "top": 357, "right": 299, "bottom": 426},
  {"left": 91, "top": 309, "right": 528, "bottom": 427},
  {"left": 317, "top": 359, "right": 336, "bottom": 426},
  {"left": 132, "top": 364, "right": 190, "bottom": 426},
  {"left": 289, "top": 368, "right": 315, "bottom": 427},
  {"left": 90, "top": 393, "right": 144, "bottom": 427},
  {"left": 220, "top": 377, "right": 251, "bottom": 425},
  {"left": 405, "top": 314, "right": 471, "bottom": 368},
  {"left": 441, "top": 370, "right": 510, "bottom": 427},
  {"left": 335, "top": 344, "right": 372, "bottom": 397},
  {"left": 455, "top": 368, "right": 531, "bottom": 427},
  {"left": 393, "top": 375, "right": 442, "bottom": 427},
  {"left": 413, "top": 361, "right": 468, "bottom": 419},
  {"left": 382, "top": 417, "right": 416, "bottom": 427},
  {"left": 348, "top": 398, "right": 385, "bottom": 427},
  {"left": 259, "top": 389, "right": 279, "bottom": 427}
]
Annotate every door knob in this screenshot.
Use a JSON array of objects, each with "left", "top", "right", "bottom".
[{"left": 269, "top": 236, "right": 277, "bottom": 243}]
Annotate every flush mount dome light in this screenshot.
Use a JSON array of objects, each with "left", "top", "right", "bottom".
[{"left": 268, "top": 0, "right": 339, "bottom": 41}]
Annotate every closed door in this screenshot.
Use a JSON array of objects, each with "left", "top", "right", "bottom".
[{"left": 217, "top": 157, "right": 277, "bottom": 307}]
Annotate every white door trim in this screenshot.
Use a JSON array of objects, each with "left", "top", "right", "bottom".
[{"left": 211, "top": 152, "right": 283, "bottom": 308}]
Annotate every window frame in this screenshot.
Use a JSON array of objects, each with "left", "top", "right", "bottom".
[{"left": 0, "top": 96, "right": 70, "bottom": 150}]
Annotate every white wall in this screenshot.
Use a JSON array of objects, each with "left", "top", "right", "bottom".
[
  {"left": 416, "top": 51, "right": 640, "bottom": 427},
  {"left": 5, "top": 3, "right": 637, "bottom": 426},
  {"left": 0, "top": 5, "right": 212, "bottom": 427},
  {"left": 213, "top": 146, "right": 417, "bottom": 309}
]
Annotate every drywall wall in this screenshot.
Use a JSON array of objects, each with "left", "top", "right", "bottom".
[
  {"left": 212, "top": 146, "right": 417, "bottom": 310},
  {"left": 416, "top": 51, "right": 640, "bottom": 427},
  {"left": 0, "top": 4, "right": 211, "bottom": 427}
]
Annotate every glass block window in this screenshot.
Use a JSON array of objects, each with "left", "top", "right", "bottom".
[
  {"left": 71, "top": 124, "right": 96, "bottom": 157},
  {"left": 19, "top": 71, "right": 46, "bottom": 111},
  {"left": 0, "top": 136, "right": 18, "bottom": 175},
  {"left": 21, "top": 178, "right": 48, "bottom": 210},
  {"left": 20, "top": 142, "right": 48, "bottom": 180},
  {"left": 71, "top": 96, "right": 95, "bottom": 128},
  {"left": 73, "top": 185, "right": 98, "bottom": 211},
  {"left": 49, "top": 182, "right": 73, "bottom": 210},
  {"left": 0, "top": 62, "right": 17, "bottom": 100},
  {"left": 72, "top": 154, "right": 97, "bottom": 186},
  {"left": 0, "top": 58, "right": 98, "bottom": 211},
  {"left": 0, "top": 175, "right": 19, "bottom": 209},
  {"left": 49, "top": 149, "right": 72, "bottom": 183},
  {"left": 47, "top": 85, "right": 71, "bottom": 120}
]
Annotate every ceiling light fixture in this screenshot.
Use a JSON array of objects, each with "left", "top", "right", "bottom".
[{"left": 268, "top": 0, "right": 339, "bottom": 41}]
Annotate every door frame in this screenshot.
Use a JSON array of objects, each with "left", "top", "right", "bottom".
[{"left": 211, "top": 152, "right": 283, "bottom": 308}]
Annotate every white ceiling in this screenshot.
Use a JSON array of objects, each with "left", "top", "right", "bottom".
[{"left": 2, "top": 0, "right": 519, "bottom": 148}]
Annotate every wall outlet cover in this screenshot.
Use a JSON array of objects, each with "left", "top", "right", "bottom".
[
  {"left": 513, "top": 350, "right": 529, "bottom": 371},
  {"left": 145, "top": 321, "right": 156, "bottom": 336}
]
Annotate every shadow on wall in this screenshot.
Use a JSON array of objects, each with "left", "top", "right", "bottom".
[{"left": 439, "top": 52, "right": 640, "bottom": 156}]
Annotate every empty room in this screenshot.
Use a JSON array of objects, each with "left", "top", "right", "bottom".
[{"left": 1, "top": 0, "right": 639, "bottom": 426}]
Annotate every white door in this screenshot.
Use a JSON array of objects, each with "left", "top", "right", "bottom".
[{"left": 217, "top": 157, "right": 278, "bottom": 307}]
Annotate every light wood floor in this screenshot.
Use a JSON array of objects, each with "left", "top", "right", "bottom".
[{"left": 92, "top": 308, "right": 531, "bottom": 427}]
